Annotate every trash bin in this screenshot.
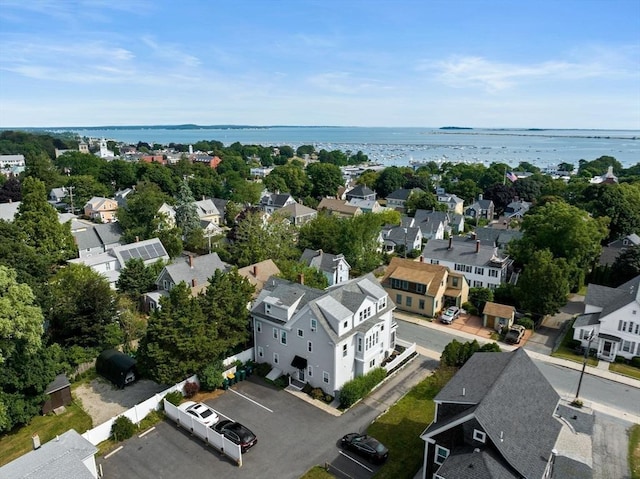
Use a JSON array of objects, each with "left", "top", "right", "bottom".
[
  {"left": 238, "top": 368, "right": 246, "bottom": 381},
  {"left": 222, "top": 377, "right": 229, "bottom": 390},
  {"left": 228, "top": 373, "right": 236, "bottom": 385},
  {"left": 245, "top": 364, "right": 253, "bottom": 377}
]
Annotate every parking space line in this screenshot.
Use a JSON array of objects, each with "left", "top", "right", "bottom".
[
  {"left": 139, "top": 426, "right": 155, "bottom": 437},
  {"left": 228, "top": 388, "right": 273, "bottom": 412},
  {"left": 338, "top": 450, "right": 374, "bottom": 472},
  {"left": 104, "top": 446, "right": 123, "bottom": 459}
]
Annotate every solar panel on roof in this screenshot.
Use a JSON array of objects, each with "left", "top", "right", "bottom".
[
  {"left": 121, "top": 250, "right": 132, "bottom": 261},
  {"left": 138, "top": 247, "right": 151, "bottom": 260}
]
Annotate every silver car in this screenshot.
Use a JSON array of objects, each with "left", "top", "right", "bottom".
[{"left": 440, "top": 306, "right": 460, "bottom": 324}]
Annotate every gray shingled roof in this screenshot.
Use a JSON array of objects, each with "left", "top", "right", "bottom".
[
  {"left": 426, "top": 349, "right": 561, "bottom": 479},
  {"left": 387, "top": 188, "right": 423, "bottom": 200},
  {"left": 0, "top": 429, "right": 97, "bottom": 479},
  {"left": 584, "top": 284, "right": 624, "bottom": 309},
  {"left": 434, "top": 447, "right": 518, "bottom": 479},
  {"left": 346, "top": 184, "right": 375, "bottom": 199},
  {"left": 573, "top": 313, "right": 601, "bottom": 328},
  {"left": 74, "top": 223, "right": 123, "bottom": 250},
  {"left": 422, "top": 238, "right": 510, "bottom": 268},
  {"left": 163, "top": 252, "right": 228, "bottom": 286},
  {"left": 300, "top": 249, "right": 350, "bottom": 273}
]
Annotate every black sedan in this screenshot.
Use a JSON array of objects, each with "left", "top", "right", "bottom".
[
  {"left": 211, "top": 420, "right": 257, "bottom": 452},
  {"left": 341, "top": 433, "right": 389, "bottom": 464}
]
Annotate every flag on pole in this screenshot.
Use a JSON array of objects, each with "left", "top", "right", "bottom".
[{"left": 505, "top": 171, "right": 518, "bottom": 182}]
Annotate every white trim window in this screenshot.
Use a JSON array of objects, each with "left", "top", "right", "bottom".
[
  {"left": 297, "top": 328, "right": 304, "bottom": 338},
  {"left": 311, "top": 318, "right": 317, "bottom": 332},
  {"left": 473, "top": 429, "right": 486, "bottom": 443},
  {"left": 256, "top": 321, "right": 262, "bottom": 333},
  {"left": 257, "top": 346, "right": 264, "bottom": 358},
  {"left": 307, "top": 366, "right": 313, "bottom": 377},
  {"left": 343, "top": 344, "right": 348, "bottom": 357},
  {"left": 434, "top": 445, "right": 450, "bottom": 465},
  {"left": 308, "top": 341, "right": 313, "bottom": 353},
  {"left": 281, "top": 330, "right": 287, "bottom": 345},
  {"left": 273, "top": 327, "right": 278, "bottom": 339},
  {"left": 273, "top": 352, "right": 279, "bottom": 364},
  {"left": 323, "top": 371, "right": 330, "bottom": 384}
]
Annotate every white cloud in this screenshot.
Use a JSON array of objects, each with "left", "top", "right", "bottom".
[{"left": 140, "top": 36, "right": 201, "bottom": 68}]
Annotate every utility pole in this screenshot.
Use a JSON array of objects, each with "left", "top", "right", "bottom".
[
  {"left": 575, "top": 329, "right": 595, "bottom": 401},
  {"left": 68, "top": 186, "right": 75, "bottom": 215}
]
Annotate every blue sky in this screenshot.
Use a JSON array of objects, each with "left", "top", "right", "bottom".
[{"left": 1, "top": 0, "right": 639, "bottom": 129}]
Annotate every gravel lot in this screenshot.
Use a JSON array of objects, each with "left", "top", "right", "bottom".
[{"left": 75, "top": 378, "right": 167, "bottom": 425}]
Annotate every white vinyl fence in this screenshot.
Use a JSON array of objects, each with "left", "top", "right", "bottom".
[
  {"left": 383, "top": 339, "right": 416, "bottom": 373},
  {"left": 164, "top": 400, "right": 242, "bottom": 466}
]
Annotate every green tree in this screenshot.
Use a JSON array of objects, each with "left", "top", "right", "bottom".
[
  {"left": 117, "top": 181, "right": 172, "bottom": 243},
  {"left": 440, "top": 339, "right": 501, "bottom": 368},
  {"left": 198, "top": 269, "right": 255, "bottom": 356},
  {"left": 306, "top": 162, "right": 343, "bottom": 198},
  {"left": 263, "top": 163, "right": 310, "bottom": 198},
  {"left": 137, "top": 283, "right": 217, "bottom": 384},
  {"left": 374, "top": 166, "right": 406, "bottom": 198},
  {"left": 404, "top": 191, "right": 445, "bottom": 216},
  {"left": 516, "top": 249, "right": 570, "bottom": 316},
  {"left": 47, "top": 264, "right": 117, "bottom": 348},
  {"left": 578, "top": 183, "right": 640, "bottom": 241},
  {"left": 14, "top": 177, "right": 76, "bottom": 264},
  {"left": 0, "top": 177, "right": 21, "bottom": 203},
  {"left": 25, "top": 151, "right": 61, "bottom": 192},
  {"left": 116, "top": 258, "right": 161, "bottom": 302},
  {"left": 174, "top": 180, "right": 202, "bottom": 243},
  {"left": 64, "top": 175, "right": 111, "bottom": 212},
  {"left": 0, "top": 266, "right": 57, "bottom": 432},
  {"left": 469, "top": 287, "right": 494, "bottom": 312},
  {"left": 276, "top": 259, "right": 329, "bottom": 290},
  {"left": 610, "top": 245, "right": 640, "bottom": 287}
]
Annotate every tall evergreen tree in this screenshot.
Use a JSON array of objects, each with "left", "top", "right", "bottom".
[{"left": 174, "top": 180, "right": 202, "bottom": 240}]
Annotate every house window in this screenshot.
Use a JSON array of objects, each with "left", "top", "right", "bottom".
[
  {"left": 311, "top": 319, "right": 317, "bottom": 332},
  {"left": 343, "top": 344, "right": 348, "bottom": 357},
  {"left": 475, "top": 267, "right": 484, "bottom": 275},
  {"left": 273, "top": 353, "right": 279, "bottom": 364},
  {"left": 473, "top": 280, "right": 483, "bottom": 287},
  {"left": 406, "top": 297, "right": 412, "bottom": 307},
  {"left": 357, "top": 337, "right": 362, "bottom": 352},
  {"left": 622, "top": 340, "right": 635, "bottom": 353},
  {"left": 369, "top": 359, "right": 375, "bottom": 367},
  {"left": 419, "top": 300, "right": 425, "bottom": 310},
  {"left": 307, "top": 366, "right": 313, "bottom": 377},
  {"left": 431, "top": 259, "right": 439, "bottom": 265},
  {"left": 473, "top": 429, "right": 486, "bottom": 443},
  {"left": 435, "top": 445, "right": 450, "bottom": 465},
  {"left": 489, "top": 269, "right": 498, "bottom": 277},
  {"left": 297, "top": 328, "right": 304, "bottom": 338},
  {"left": 281, "top": 330, "right": 287, "bottom": 345},
  {"left": 379, "top": 297, "right": 387, "bottom": 310},
  {"left": 256, "top": 321, "right": 262, "bottom": 333},
  {"left": 343, "top": 320, "right": 348, "bottom": 329},
  {"left": 257, "top": 346, "right": 264, "bottom": 358},
  {"left": 416, "top": 284, "right": 426, "bottom": 294},
  {"left": 308, "top": 341, "right": 313, "bottom": 353},
  {"left": 105, "top": 262, "right": 111, "bottom": 271},
  {"left": 265, "top": 304, "right": 271, "bottom": 314},
  {"left": 396, "top": 294, "right": 402, "bottom": 305},
  {"left": 323, "top": 371, "right": 330, "bottom": 384},
  {"left": 618, "top": 320, "right": 623, "bottom": 331},
  {"left": 452, "top": 277, "right": 459, "bottom": 287},
  {"left": 273, "top": 328, "right": 278, "bottom": 339}
]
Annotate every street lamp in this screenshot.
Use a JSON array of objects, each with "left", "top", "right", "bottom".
[{"left": 575, "top": 329, "right": 595, "bottom": 401}]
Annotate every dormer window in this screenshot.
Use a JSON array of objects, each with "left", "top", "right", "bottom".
[{"left": 343, "top": 320, "right": 348, "bottom": 329}]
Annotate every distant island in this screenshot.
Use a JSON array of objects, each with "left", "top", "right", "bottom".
[{"left": 439, "top": 126, "right": 473, "bottom": 130}]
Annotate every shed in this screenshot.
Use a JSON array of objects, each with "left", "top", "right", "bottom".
[
  {"left": 482, "top": 301, "right": 516, "bottom": 332},
  {"left": 42, "top": 374, "right": 72, "bottom": 414},
  {"left": 96, "top": 349, "right": 137, "bottom": 389}
]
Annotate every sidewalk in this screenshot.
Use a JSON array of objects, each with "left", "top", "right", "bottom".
[{"left": 395, "top": 310, "right": 640, "bottom": 390}]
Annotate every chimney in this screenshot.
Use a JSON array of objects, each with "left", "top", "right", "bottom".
[
  {"left": 448, "top": 237, "right": 452, "bottom": 250},
  {"left": 135, "top": 236, "right": 139, "bottom": 243},
  {"left": 478, "top": 193, "right": 483, "bottom": 201},
  {"left": 253, "top": 265, "right": 258, "bottom": 277},
  {"left": 298, "top": 273, "right": 304, "bottom": 285},
  {"left": 191, "top": 278, "right": 196, "bottom": 287},
  {"left": 462, "top": 387, "right": 466, "bottom": 396},
  {"left": 476, "top": 240, "right": 480, "bottom": 253},
  {"left": 32, "top": 434, "right": 41, "bottom": 450},
  {"left": 188, "top": 255, "right": 194, "bottom": 268},
  {"left": 419, "top": 255, "right": 424, "bottom": 263}
]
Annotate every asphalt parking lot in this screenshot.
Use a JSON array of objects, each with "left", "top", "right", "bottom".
[{"left": 97, "top": 375, "right": 399, "bottom": 479}]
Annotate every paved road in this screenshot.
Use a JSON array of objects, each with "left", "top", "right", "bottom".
[{"left": 396, "top": 319, "right": 640, "bottom": 420}]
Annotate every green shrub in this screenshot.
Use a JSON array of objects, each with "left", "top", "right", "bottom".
[
  {"left": 138, "top": 410, "right": 164, "bottom": 430},
  {"left": 339, "top": 368, "right": 387, "bottom": 408},
  {"left": 631, "top": 356, "right": 640, "bottom": 368},
  {"left": 198, "top": 361, "right": 225, "bottom": 391},
  {"left": 516, "top": 317, "right": 535, "bottom": 330},
  {"left": 310, "top": 388, "right": 325, "bottom": 401},
  {"left": 462, "top": 302, "right": 478, "bottom": 316},
  {"left": 164, "top": 390, "right": 183, "bottom": 406},
  {"left": 615, "top": 355, "right": 628, "bottom": 364},
  {"left": 567, "top": 339, "right": 582, "bottom": 350},
  {"left": 111, "top": 415, "right": 136, "bottom": 441},
  {"left": 254, "top": 362, "right": 272, "bottom": 377}
]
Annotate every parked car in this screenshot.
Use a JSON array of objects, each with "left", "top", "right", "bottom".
[
  {"left": 212, "top": 419, "right": 258, "bottom": 452},
  {"left": 440, "top": 306, "right": 461, "bottom": 324},
  {"left": 505, "top": 324, "right": 526, "bottom": 344},
  {"left": 341, "top": 433, "right": 389, "bottom": 464},
  {"left": 178, "top": 401, "right": 219, "bottom": 426}
]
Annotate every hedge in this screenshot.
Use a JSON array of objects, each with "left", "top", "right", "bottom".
[{"left": 339, "top": 368, "right": 387, "bottom": 408}]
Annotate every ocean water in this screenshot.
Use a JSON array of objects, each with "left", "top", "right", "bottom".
[{"left": 63, "top": 126, "right": 639, "bottom": 169}]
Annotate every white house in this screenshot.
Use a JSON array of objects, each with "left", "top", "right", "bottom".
[
  {"left": 573, "top": 275, "right": 640, "bottom": 362},
  {"left": 299, "top": 249, "right": 351, "bottom": 286},
  {"left": 251, "top": 273, "right": 397, "bottom": 395},
  {"left": 420, "top": 237, "right": 512, "bottom": 289}
]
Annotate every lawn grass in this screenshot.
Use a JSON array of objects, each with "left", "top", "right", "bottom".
[
  {"left": 551, "top": 321, "right": 598, "bottom": 366},
  {"left": 630, "top": 424, "right": 640, "bottom": 479},
  {"left": 299, "top": 465, "right": 337, "bottom": 479},
  {"left": 0, "top": 400, "right": 92, "bottom": 467},
  {"left": 610, "top": 362, "right": 640, "bottom": 381},
  {"left": 368, "top": 366, "right": 457, "bottom": 479}
]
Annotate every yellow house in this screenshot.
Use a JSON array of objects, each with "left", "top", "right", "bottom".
[
  {"left": 84, "top": 196, "right": 118, "bottom": 223},
  {"left": 380, "top": 257, "right": 469, "bottom": 318}
]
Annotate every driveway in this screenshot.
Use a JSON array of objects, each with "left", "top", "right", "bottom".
[
  {"left": 592, "top": 412, "right": 632, "bottom": 479},
  {"left": 98, "top": 356, "right": 434, "bottom": 479},
  {"left": 76, "top": 378, "right": 166, "bottom": 425},
  {"left": 526, "top": 294, "right": 584, "bottom": 355}
]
